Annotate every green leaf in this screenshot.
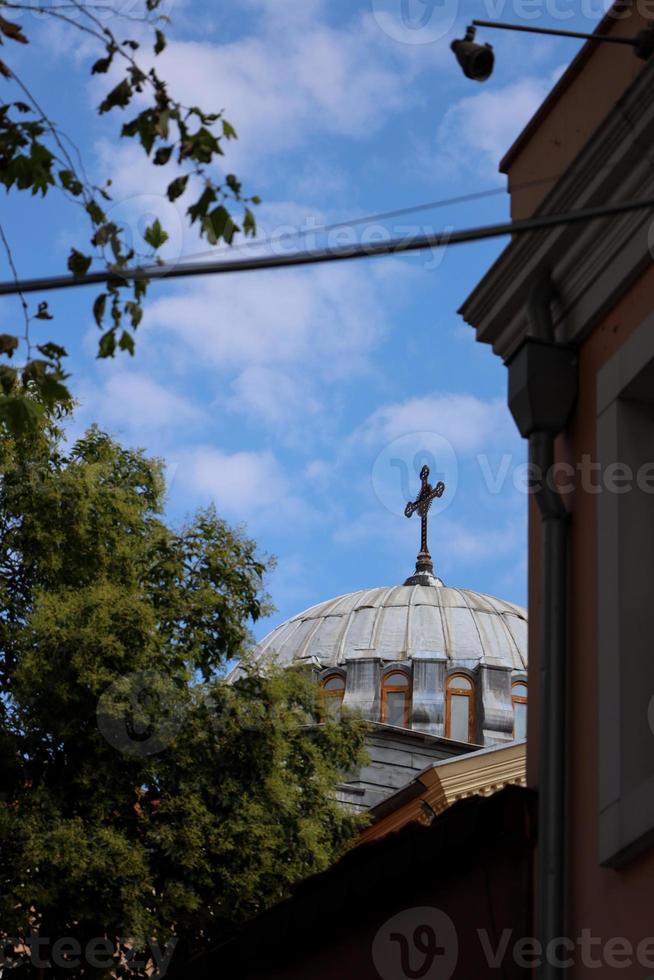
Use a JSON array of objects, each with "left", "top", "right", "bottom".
[
  {"left": 118, "top": 330, "right": 136, "bottom": 355},
  {"left": 22, "top": 359, "right": 47, "bottom": 385},
  {"left": 154, "top": 110, "right": 170, "bottom": 140},
  {"left": 59, "top": 170, "right": 84, "bottom": 197},
  {"left": 0, "top": 394, "right": 43, "bottom": 435},
  {"left": 98, "top": 329, "right": 117, "bottom": 359},
  {"left": 0, "top": 334, "right": 19, "bottom": 358},
  {"left": 35, "top": 301, "right": 53, "bottom": 321},
  {"left": 92, "top": 55, "right": 113, "bottom": 74},
  {"left": 222, "top": 119, "right": 237, "bottom": 139},
  {"left": 93, "top": 294, "right": 107, "bottom": 327},
  {"left": 0, "top": 364, "right": 17, "bottom": 394},
  {"left": 124, "top": 302, "right": 143, "bottom": 329},
  {"left": 67, "top": 249, "right": 92, "bottom": 279},
  {"left": 243, "top": 207, "right": 256, "bottom": 238},
  {"left": 181, "top": 126, "right": 222, "bottom": 164},
  {"left": 204, "top": 206, "right": 239, "bottom": 246},
  {"left": 143, "top": 219, "right": 169, "bottom": 250},
  {"left": 153, "top": 145, "right": 173, "bottom": 166},
  {"left": 0, "top": 15, "right": 28, "bottom": 45},
  {"left": 128, "top": 65, "right": 147, "bottom": 90},
  {"left": 37, "top": 342, "right": 67, "bottom": 360},
  {"left": 154, "top": 30, "right": 167, "bottom": 55},
  {"left": 167, "top": 175, "right": 189, "bottom": 202},
  {"left": 86, "top": 200, "right": 106, "bottom": 226},
  {"left": 99, "top": 79, "right": 133, "bottom": 114},
  {"left": 187, "top": 186, "right": 216, "bottom": 226},
  {"left": 38, "top": 374, "right": 71, "bottom": 408}
]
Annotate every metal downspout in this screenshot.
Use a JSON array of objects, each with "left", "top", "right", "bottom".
[{"left": 528, "top": 274, "right": 569, "bottom": 975}]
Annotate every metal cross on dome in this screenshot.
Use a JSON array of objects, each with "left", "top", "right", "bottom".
[{"left": 404, "top": 465, "right": 445, "bottom": 578}]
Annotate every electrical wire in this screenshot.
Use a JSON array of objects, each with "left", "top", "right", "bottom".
[
  {"left": 175, "top": 173, "right": 562, "bottom": 263},
  {"left": 0, "top": 195, "right": 651, "bottom": 297}
]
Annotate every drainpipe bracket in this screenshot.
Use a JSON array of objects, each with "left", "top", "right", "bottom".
[{"left": 506, "top": 337, "right": 577, "bottom": 439}]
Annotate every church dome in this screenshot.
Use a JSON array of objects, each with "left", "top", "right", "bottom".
[
  {"left": 244, "top": 466, "right": 527, "bottom": 749},
  {"left": 252, "top": 583, "right": 527, "bottom": 673}
]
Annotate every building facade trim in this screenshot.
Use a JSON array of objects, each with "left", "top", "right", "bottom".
[
  {"left": 459, "top": 61, "right": 654, "bottom": 360},
  {"left": 597, "top": 314, "right": 654, "bottom": 866}
]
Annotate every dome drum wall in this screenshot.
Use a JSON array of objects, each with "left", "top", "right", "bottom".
[
  {"left": 318, "top": 658, "right": 523, "bottom": 746},
  {"left": 341, "top": 658, "right": 382, "bottom": 723},
  {"left": 410, "top": 654, "right": 447, "bottom": 736},
  {"left": 478, "top": 665, "right": 518, "bottom": 744}
]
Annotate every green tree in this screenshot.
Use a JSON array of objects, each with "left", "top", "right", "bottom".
[
  {"left": 0, "top": 417, "right": 366, "bottom": 978},
  {"left": 0, "top": 0, "right": 260, "bottom": 431}
]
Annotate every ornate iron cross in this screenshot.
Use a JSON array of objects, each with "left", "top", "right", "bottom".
[{"left": 404, "top": 465, "right": 445, "bottom": 578}]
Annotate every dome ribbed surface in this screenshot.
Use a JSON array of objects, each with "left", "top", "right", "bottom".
[{"left": 253, "top": 585, "right": 527, "bottom": 671}]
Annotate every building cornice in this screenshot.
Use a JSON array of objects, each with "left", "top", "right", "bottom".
[
  {"left": 357, "top": 741, "right": 526, "bottom": 843},
  {"left": 459, "top": 60, "right": 654, "bottom": 361},
  {"left": 499, "top": 1, "right": 634, "bottom": 173}
]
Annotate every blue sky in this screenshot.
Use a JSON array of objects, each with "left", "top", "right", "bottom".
[{"left": 1, "top": 0, "right": 611, "bottom": 637}]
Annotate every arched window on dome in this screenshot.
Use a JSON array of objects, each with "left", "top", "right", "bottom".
[
  {"left": 381, "top": 671, "right": 411, "bottom": 728},
  {"left": 445, "top": 674, "right": 475, "bottom": 743},
  {"left": 320, "top": 672, "right": 346, "bottom": 719},
  {"left": 512, "top": 681, "right": 528, "bottom": 740}
]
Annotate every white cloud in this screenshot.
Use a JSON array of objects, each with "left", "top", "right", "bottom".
[
  {"left": 333, "top": 507, "right": 521, "bottom": 566},
  {"left": 171, "top": 445, "right": 318, "bottom": 531},
  {"left": 139, "top": 260, "right": 400, "bottom": 443},
  {"left": 95, "top": 6, "right": 421, "bottom": 182},
  {"left": 353, "top": 392, "right": 514, "bottom": 455},
  {"left": 431, "top": 75, "right": 555, "bottom": 181},
  {"left": 226, "top": 365, "right": 322, "bottom": 435},
  {"left": 437, "top": 515, "right": 523, "bottom": 565},
  {"left": 174, "top": 446, "right": 287, "bottom": 513},
  {"left": 333, "top": 508, "right": 405, "bottom": 550},
  {"left": 76, "top": 369, "right": 203, "bottom": 437},
  {"left": 146, "top": 263, "right": 391, "bottom": 373}
]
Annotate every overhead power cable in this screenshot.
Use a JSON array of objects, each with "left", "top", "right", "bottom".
[
  {"left": 180, "top": 173, "right": 562, "bottom": 262},
  {"left": 0, "top": 196, "right": 652, "bottom": 297}
]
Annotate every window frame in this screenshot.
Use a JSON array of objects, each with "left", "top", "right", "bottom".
[
  {"left": 319, "top": 671, "right": 346, "bottom": 718},
  {"left": 444, "top": 672, "right": 476, "bottom": 743},
  {"left": 512, "top": 679, "right": 528, "bottom": 740},
  {"left": 380, "top": 669, "right": 412, "bottom": 728}
]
